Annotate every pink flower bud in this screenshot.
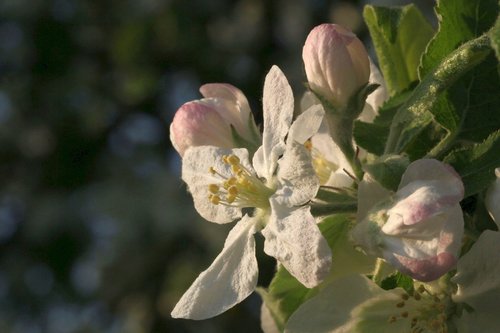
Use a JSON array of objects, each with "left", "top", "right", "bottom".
[
  {"left": 302, "top": 24, "right": 370, "bottom": 109},
  {"left": 170, "top": 100, "right": 234, "bottom": 157},
  {"left": 352, "top": 159, "right": 465, "bottom": 282},
  {"left": 170, "top": 83, "right": 259, "bottom": 157}
]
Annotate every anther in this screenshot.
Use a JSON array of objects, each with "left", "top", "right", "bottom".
[
  {"left": 401, "top": 294, "right": 409, "bottom": 300},
  {"left": 208, "top": 184, "right": 219, "bottom": 194},
  {"left": 401, "top": 311, "right": 409, "bottom": 318},
  {"left": 209, "top": 194, "right": 220, "bottom": 205},
  {"left": 228, "top": 186, "right": 238, "bottom": 196},
  {"left": 396, "top": 301, "right": 405, "bottom": 308},
  {"left": 414, "top": 293, "right": 421, "bottom": 301},
  {"left": 227, "top": 155, "right": 240, "bottom": 165},
  {"left": 388, "top": 316, "right": 397, "bottom": 323}
]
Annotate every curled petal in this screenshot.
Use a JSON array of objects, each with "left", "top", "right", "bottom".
[
  {"left": 352, "top": 159, "right": 464, "bottom": 282},
  {"left": 199, "top": 83, "right": 253, "bottom": 138},
  {"left": 171, "top": 215, "right": 258, "bottom": 319},
  {"left": 398, "top": 159, "right": 464, "bottom": 198},
  {"left": 262, "top": 201, "right": 331, "bottom": 288},
  {"left": 387, "top": 252, "right": 457, "bottom": 282},
  {"left": 182, "top": 146, "right": 253, "bottom": 223}
]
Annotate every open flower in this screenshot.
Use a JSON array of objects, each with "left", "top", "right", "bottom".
[
  {"left": 351, "top": 159, "right": 465, "bottom": 282},
  {"left": 285, "top": 229, "right": 500, "bottom": 332},
  {"left": 170, "top": 83, "right": 260, "bottom": 156},
  {"left": 171, "top": 66, "right": 331, "bottom": 320}
]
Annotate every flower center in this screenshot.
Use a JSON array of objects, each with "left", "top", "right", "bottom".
[
  {"left": 305, "top": 140, "right": 338, "bottom": 185},
  {"left": 207, "top": 154, "right": 274, "bottom": 209},
  {"left": 388, "top": 285, "right": 449, "bottom": 333}
]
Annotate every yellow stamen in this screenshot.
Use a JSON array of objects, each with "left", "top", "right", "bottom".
[{"left": 208, "top": 184, "right": 219, "bottom": 194}]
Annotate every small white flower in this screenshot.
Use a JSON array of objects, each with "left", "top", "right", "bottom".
[
  {"left": 351, "top": 159, "right": 465, "bottom": 282},
  {"left": 171, "top": 66, "right": 332, "bottom": 320}
]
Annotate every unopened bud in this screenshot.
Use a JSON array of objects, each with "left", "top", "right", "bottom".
[
  {"left": 170, "top": 84, "right": 260, "bottom": 156},
  {"left": 170, "top": 100, "right": 233, "bottom": 157},
  {"left": 302, "top": 24, "right": 370, "bottom": 109}
]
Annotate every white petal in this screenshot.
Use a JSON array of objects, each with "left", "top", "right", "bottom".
[
  {"left": 171, "top": 215, "right": 259, "bottom": 319},
  {"left": 452, "top": 230, "right": 500, "bottom": 314},
  {"left": 357, "top": 173, "right": 392, "bottom": 221},
  {"left": 182, "top": 146, "right": 253, "bottom": 223},
  {"left": 199, "top": 83, "right": 252, "bottom": 137},
  {"left": 260, "top": 65, "right": 294, "bottom": 178},
  {"left": 311, "top": 120, "right": 352, "bottom": 172},
  {"left": 485, "top": 168, "right": 500, "bottom": 228},
  {"left": 285, "top": 275, "right": 404, "bottom": 333},
  {"left": 274, "top": 141, "right": 319, "bottom": 207},
  {"left": 363, "top": 60, "right": 388, "bottom": 118},
  {"left": 262, "top": 201, "right": 331, "bottom": 288},
  {"left": 398, "top": 159, "right": 464, "bottom": 198},
  {"left": 287, "top": 104, "right": 324, "bottom": 145}
]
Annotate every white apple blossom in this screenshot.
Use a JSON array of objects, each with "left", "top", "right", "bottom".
[
  {"left": 351, "top": 159, "right": 465, "bottom": 282},
  {"left": 171, "top": 66, "right": 332, "bottom": 320},
  {"left": 286, "top": 230, "right": 500, "bottom": 332}
]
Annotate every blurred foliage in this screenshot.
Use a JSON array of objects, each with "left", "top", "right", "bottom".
[{"left": 0, "top": 0, "right": 430, "bottom": 332}]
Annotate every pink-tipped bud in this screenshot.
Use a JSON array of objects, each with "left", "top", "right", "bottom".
[
  {"left": 170, "top": 100, "right": 234, "bottom": 157},
  {"left": 352, "top": 159, "right": 465, "bottom": 282},
  {"left": 170, "top": 84, "right": 259, "bottom": 157},
  {"left": 302, "top": 24, "right": 370, "bottom": 109}
]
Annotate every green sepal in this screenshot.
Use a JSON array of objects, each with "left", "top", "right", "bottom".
[
  {"left": 310, "top": 187, "right": 358, "bottom": 217},
  {"left": 230, "top": 124, "right": 260, "bottom": 156},
  {"left": 363, "top": 154, "right": 410, "bottom": 192}
]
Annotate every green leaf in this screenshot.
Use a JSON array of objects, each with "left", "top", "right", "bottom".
[
  {"left": 380, "top": 272, "right": 414, "bottom": 294},
  {"left": 258, "top": 268, "right": 317, "bottom": 332},
  {"left": 489, "top": 12, "right": 500, "bottom": 61},
  {"left": 444, "top": 129, "right": 500, "bottom": 197},
  {"left": 363, "top": 4, "right": 434, "bottom": 96},
  {"left": 415, "top": 0, "right": 500, "bottom": 158},
  {"left": 419, "top": 0, "right": 499, "bottom": 77},
  {"left": 364, "top": 154, "right": 409, "bottom": 191}
]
